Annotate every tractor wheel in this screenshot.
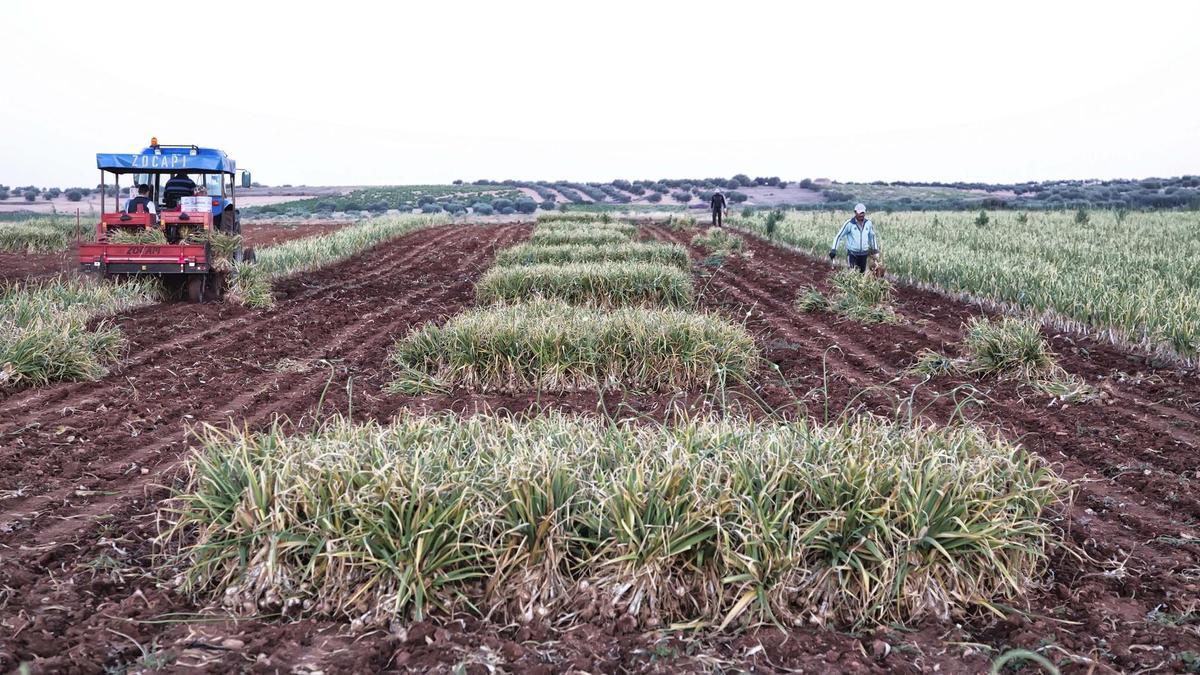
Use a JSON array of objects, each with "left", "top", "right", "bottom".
[
  {"left": 212, "top": 272, "right": 228, "bottom": 298},
  {"left": 220, "top": 208, "right": 236, "bottom": 233},
  {"left": 185, "top": 275, "right": 207, "bottom": 302},
  {"left": 163, "top": 275, "right": 187, "bottom": 300}
]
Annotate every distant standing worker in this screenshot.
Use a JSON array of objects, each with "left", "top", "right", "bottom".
[
  {"left": 710, "top": 190, "right": 728, "bottom": 227},
  {"left": 162, "top": 172, "right": 197, "bottom": 209},
  {"left": 828, "top": 203, "right": 880, "bottom": 273}
]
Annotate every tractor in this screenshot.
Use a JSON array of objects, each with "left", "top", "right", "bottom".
[{"left": 79, "top": 139, "right": 254, "bottom": 301}]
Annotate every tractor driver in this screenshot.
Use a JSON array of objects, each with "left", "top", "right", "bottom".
[
  {"left": 163, "top": 173, "right": 197, "bottom": 209},
  {"left": 125, "top": 184, "right": 158, "bottom": 221}
]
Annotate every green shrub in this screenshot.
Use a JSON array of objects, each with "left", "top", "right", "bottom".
[
  {"left": 495, "top": 241, "right": 690, "bottom": 269},
  {"left": 534, "top": 220, "right": 635, "bottom": 236},
  {"left": 764, "top": 209, "right": 784, "bottom": 237},
  {"left": 962, "top": 316, "right": 1053, "bottom": 378},
  {"left": 691, "top": 227, "right": 744, "bottom": 256},
  {"left": 960, "top": 316, "right": 1095, "bottom": 400},
  {"left": 183, "top": 230, "right": 241, "bottom": 271},
  {"left": 253, "top": 215, "right": 449, "bottom": 282},
  {"left": 829, "top": 271, "right": 900, "bottom": 324},
  {"left": 795, "top": 286, "right": 830, "bottom": 312},
  {"left": 227, "top": 261, "right": 274, "bottom": 309},
  {"left": 540, "top": 212, "right": 613, "bottom": 223},
  {"left": 536, "top": 212, "right": 613, "bottom": 224},
  {"left": 830, "top": 268, "right": 891, "bottom": 306},
  {"left": 163, "top": 412, "right": 1065, "bottom": 629},
  {"left": 1, "top": 276, "right": 161, "bottom": 389},
  {"left": 796, "top": 270, "right": 900, "bottom": 324},
  {"left": 107, "top": 229, "right": 168, "bottom": 245},
  {"left": 666, "top": 213, "right": 697, "bottom": 231},
  {"left": 908, "top": 348, "right": 955, "bottom": 376},
  {"left": 0, "top": 218, "right": 75, "bottom": 253},
  {"left": 528, "top": 229, "right": 630, "bottom": 246},
  {"left": 476, "top": 262, "right": 693, "bottom": 308},
  {"left": 389, "top": 300, "right": 756, "bottom": 393}
]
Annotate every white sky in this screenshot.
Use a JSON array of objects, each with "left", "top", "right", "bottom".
[{"left": 2, "top": 0, "right": 1198, "bottom": 187}]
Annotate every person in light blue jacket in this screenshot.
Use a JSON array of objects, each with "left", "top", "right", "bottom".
[{"left": 828, "top": 203, "right": 880, "bottom": 273}]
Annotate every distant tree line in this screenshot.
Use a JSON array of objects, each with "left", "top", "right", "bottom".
[
  {"left": 210, "top": 173, "right": 1200, "bottom": 219},
  {"left": 0, "top": 185, "right": 103, "bottom": 202},
  {"left": 795, "top": 175, "right": 1200, "bottom": 211}
]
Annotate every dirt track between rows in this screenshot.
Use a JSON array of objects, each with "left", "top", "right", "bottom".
[{"left": 0, "top": 223, "right": 1197, "bottom": 673}]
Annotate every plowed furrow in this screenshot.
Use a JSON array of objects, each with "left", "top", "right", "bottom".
[
  {"left": 667, "top": 224, "right": 1200, "bottom": 578},
  {"left": 0, "top": 225, "right": 524, "bottom": 551},
  {"left": 0, "top": 226, "right": 466, "bottom": 427}
]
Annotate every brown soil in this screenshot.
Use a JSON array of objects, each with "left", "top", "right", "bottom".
[
  {"left": 0, "top": 221, "right": 349, "bottom": 286},
  {"left": 0, "top": 223, "right": 1197, "bottom": 673},
  {"left": 0, "top": 244, "right": 78, "bottom": 285},
  {"left": 238, "top": 220, "right": 352, "bottom": 248}
]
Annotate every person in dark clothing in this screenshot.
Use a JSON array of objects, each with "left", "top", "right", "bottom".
[
  {"left": 162, "top": 173, "right": 197, "bottom": 208},
  {"left": 710, "top": 191, "right": 728, "bottom": 227},
  {"left": 125, "top": 184, "right": 157, "bottom": 221}
]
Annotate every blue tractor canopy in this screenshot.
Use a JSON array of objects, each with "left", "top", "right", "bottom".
[
  {"left": 96, "top": 141, "right": 241, "bottom": 218},
  {"left": 97, "top": 145, "right": 236, "bottom": 174}
]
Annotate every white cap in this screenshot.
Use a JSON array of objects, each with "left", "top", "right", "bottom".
[{"left": 854, "top": 203, "right": 866, "bottom": 214}]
